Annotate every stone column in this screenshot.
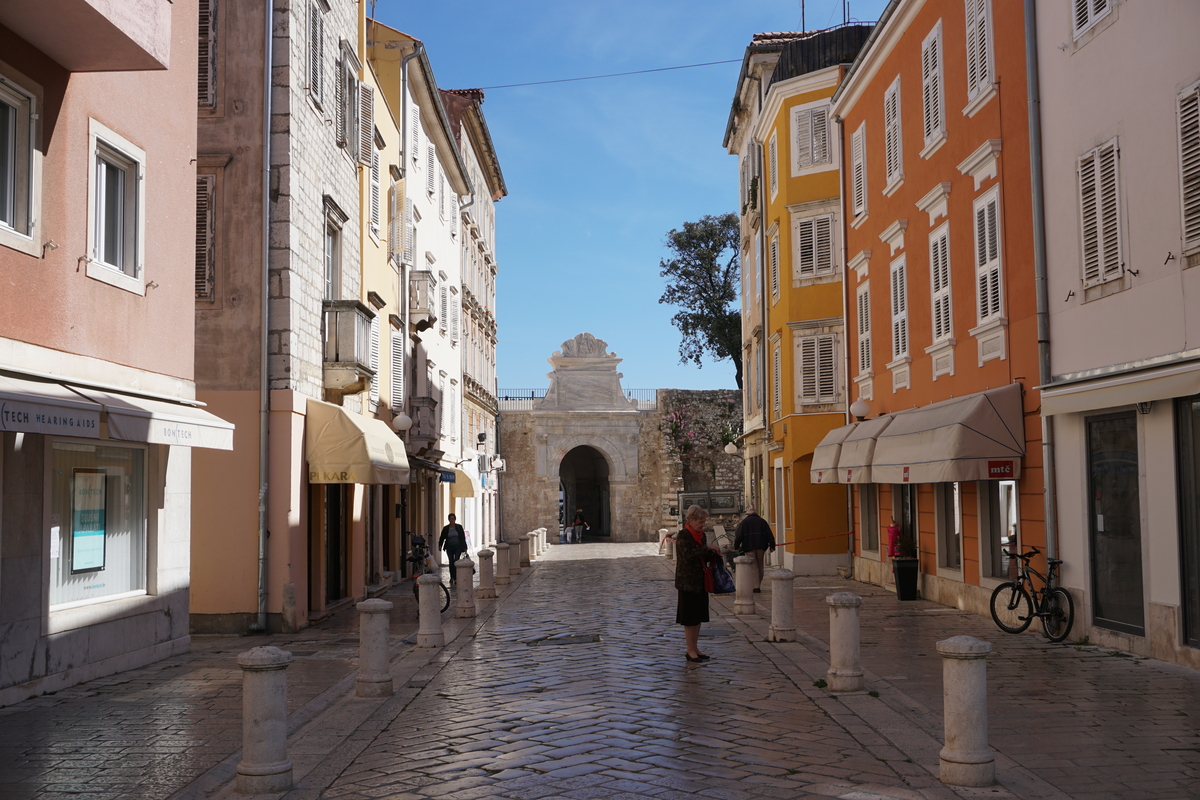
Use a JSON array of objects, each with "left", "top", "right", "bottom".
[
  {"left": 495, "top": 542, "right": 511, "bottom": 585},
  {"left": 826, "top": 592, "right": 863, "bottom": 692},
  {"left": 455, "top": 557, "right": 476, "bottom": 618},
  {"left": 520, "top": 533, "right": 532, "bottom": 567},
  {"left": 477, "top": 549, "right": 496, "bottom": 598},
  {"left": 355, "top": 599, "right": 394, "bottom": 698},
  {"left": 767, "top": 569, "right": 797, "bottom": 642},
  {"left": 509, "top": 539, "right": 522, "bottom": 577},
  {"left": 236, "top": 646, "right": 293, "bottom": 794},
  {"left": 734, "top": 554, "right": 756, "bottom": 616},
  {"left": 937, "top": 635, "right": 995, "bottom": 787},
  {"left": 416, "top": 574, "right": 445, "bottom": 648}
]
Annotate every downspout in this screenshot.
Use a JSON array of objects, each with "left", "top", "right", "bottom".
[
  {"left": 399, "top": 43, "right": 423, "bottom": 178},
  {"left": 1025, "top": 0, "right": 1057, "bottom": 561},
  {"left": 252, "top": 0, "right": 275, "bottom": 632},
  {"left": 834, "top": 110, "right": 855, "bottom": 565}
]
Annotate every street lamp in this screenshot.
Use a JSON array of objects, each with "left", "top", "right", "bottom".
[
  {"left": 723, "top": 442, "right": 738, "bottom": 455},
  {"left": 849, "top": 399, "right": 871, "bottom": 421},
  {"left": 391, "top": 412, "right": 413, "bottom": 433}
]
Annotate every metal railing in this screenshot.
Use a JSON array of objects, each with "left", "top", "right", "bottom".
[
  {"left": 764, "top": 23, "right": 875, "bottom": 94},
  {"left": 498, "top": 388, "right": 658, "bottom": 411}
]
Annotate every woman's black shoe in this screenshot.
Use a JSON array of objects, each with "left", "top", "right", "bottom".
[{"left": 685, "top": 653, "right": 711, "bottom": 663}]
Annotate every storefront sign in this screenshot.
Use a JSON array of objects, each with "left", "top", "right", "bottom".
[
  {"left": 439, "top": 470, "right": 456, "bottom": 483},
  {"left": 988, "top": 460, "right": 1015, "bottom": 478},
  {"left": 0, "top": 400, "right": 99, "bottom": 436},
  {"left": 71, "top": 470, "right": 106, "bottom": 573}
]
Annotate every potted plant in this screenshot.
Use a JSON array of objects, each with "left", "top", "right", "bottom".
[{"left": 888, "top": 521, "right": 919, "bottom": 601}]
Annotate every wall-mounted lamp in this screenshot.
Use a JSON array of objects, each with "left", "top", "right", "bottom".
[
  {"left": 849, "top": 399, "right": 871, "bottom": 421},
  {"left": 723, "top": 442, "right": 738, "bottom": 455},
  {"left": 391, "top": 412, "right": 413, "bottom": 432},
  {"left": 1136, "top": 401, "right": 1154, "bottom": 415}
]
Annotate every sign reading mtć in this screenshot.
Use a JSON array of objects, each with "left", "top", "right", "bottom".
[{"left": 988, "top": 460, "right": 1015, "bottom": 478}]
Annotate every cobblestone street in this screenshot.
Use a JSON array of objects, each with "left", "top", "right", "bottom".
[{"left": 0, "top": 542, "right": 1198, "bottom": 800}]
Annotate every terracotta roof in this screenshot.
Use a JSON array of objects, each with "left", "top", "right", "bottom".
[
  {"left": 750, "top": 31, "right": 805, "bottom": 44},
  {"left": 444, "top": 88, "right": 486, "bottom": 102}
]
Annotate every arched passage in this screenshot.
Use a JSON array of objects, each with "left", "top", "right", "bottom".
[{"left": 559, "top": 445, "right": 611, "bottom": 538}]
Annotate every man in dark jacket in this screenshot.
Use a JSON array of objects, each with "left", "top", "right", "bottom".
[
  {"left": 733, "top": 506, "right": 775, "bottom": 592},
  {"left": 438, "top": 513, "right": 467, "bottom": 584}
]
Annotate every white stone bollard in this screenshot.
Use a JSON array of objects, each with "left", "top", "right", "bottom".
[
  {"left": 937, "top": 635, "right": 995, "bottom": 787},
  {"left": 539, "top": 527, "right": 548, "bottom": 554},
  {"left": 455, "top": 557, "right": 476, "bottom": 618},
  {"left": 495, "top": 542, "right": 511, "bottom": 585},
  {"left": 767, "top": 568, "right": 797, "bottom": 642},
  {"left": 477, "top": 549, "right": 496, "bottom": 598},
  {"left": 520, "top": 533, "right": 532, "bottom": 567},
  {"left": 355, "top": 599, "right": 394, "bottom": 697},
  {"left": 825, "top": 592, "right": 864, "bottom": 692},
  {"left": 416, "top": 574, "right": 445, "bottom": 648},
  {"left": 236, "top": 646, "right": 293, "bottom": 794},
  {"left": 734, "top": 554, "right": 756, "bottom": 615},
  {"left": 659, "top": 528, "right": 675, "bottom": 560},
  {"left": 509, "top": 539, "right": 522, "bottom": 577}
]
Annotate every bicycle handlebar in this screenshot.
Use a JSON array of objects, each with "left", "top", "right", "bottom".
[{"left": 1003, "top": 545, "right": 1042, "bottom": 561}]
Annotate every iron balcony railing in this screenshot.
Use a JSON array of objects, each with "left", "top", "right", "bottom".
[
  {"left": 764, "top": 23, "right": 875, "bottom": 94},
  {"left": 497, "top": 388, "right": 658, "bottom": 411}
]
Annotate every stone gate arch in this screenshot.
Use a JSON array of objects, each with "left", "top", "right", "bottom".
[{"left": 558, "top": 445, "right": 611, "bottom": 537}]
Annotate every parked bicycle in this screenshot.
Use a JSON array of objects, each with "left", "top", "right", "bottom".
[
  {"left": 989, "top": 545, "right": 1074, "bottom": 642},
  {"left": 406, "top": 535, "right": 451, "bottom": 612}
]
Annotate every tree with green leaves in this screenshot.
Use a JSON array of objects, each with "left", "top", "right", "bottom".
[{"left": 658, "top": 213, "right": 742, "bottom": 389}]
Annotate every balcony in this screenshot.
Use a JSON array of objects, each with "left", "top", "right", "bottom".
[
  {"left": 0, "top": 0, "right": 171, "bottom": 72},
  {"left": 406, "top": 395, "right": 440, "bottom": 455},
  {"left": 323, "top": 300, "right": 376, "bottom": 394},
  {"left": 409, "top": 270, "right": 438, "bottom": 332}
]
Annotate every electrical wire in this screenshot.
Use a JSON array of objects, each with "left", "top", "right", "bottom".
[{"left": 477, "top": 59, "right": 741, "bottom": 90}]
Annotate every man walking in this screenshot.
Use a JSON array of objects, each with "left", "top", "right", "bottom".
[
  {"left": 734, "top": 506, "right": 775, "bottom": 593},
  {"left": 438, "top": 513, "right": 467, "bottom": 584}
]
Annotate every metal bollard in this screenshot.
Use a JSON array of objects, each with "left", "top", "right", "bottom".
[
  {"left": 825, "top": 592, "right": 863, "bottom": 691},
  {"left": 520, "top": 533, "right": 532, "bottom": 567},
  {"left": 477, "top": 548, "right": 496, "bottom": 598},
  {"left": 937, "top": 635, "right": 995, "bottom": 787},
  {"left": 495, "top": 542, "right": 511, "bottom": 585},
  {"left": 455, "top": 557, "right": 476, "bottom": 618},
  {"left": 733, "top": 554, "right": 756, "bottom": 615},
  {"left": 236, "top": 646, "right": 293, "bottom": 793},
  {"left": 509, "top": 539, "right": 522, "bottom": 577},
  {"left": 355, "top": 599, "right": 394, "bottom": 697},
  {"left": 416, "top": 574, "right": 445, "bottom": 648},
  {"left": 767, "top": 568, "right": 797, "bottom": 642}
]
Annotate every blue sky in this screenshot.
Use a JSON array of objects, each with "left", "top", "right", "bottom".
[{"left": 374, "top": 0, "right": 890, "bottom": 392}]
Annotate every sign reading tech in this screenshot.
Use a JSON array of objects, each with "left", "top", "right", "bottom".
[{"left": 0, "top": 400, "right": 100, "bottom": 436}]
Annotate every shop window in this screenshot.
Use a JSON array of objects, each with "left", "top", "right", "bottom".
[
  {"left": 49, "top": 442, "right": 147, "bottom": 608},
  {"left": 1087, "top": 411, "right": 1145, "bottom": 635},
  {"left": 1175, "top": 396, "right": 1200, "bottom": 647},
  {"left": 861, "top": 484, "right": 879, "bottom": 552},
  {"left": 936, "top": 482, "right": 962, "bottom": 570},
  {"left": 979, "top": 479, "right": 1017, "bottom": 579}
]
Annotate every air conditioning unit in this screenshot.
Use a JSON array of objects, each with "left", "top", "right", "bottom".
[{"left": 494, "top": 458, "right": 506, "bottom": 472}]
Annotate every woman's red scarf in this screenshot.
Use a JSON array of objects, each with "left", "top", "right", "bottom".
[{"left": 685, "top": 523, "right": 705, "bottom": 546}]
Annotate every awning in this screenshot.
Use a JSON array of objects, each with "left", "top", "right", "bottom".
[
  {"left": 810, "top": 422, "right": 856, "bottom": 484},
  {"left": 836, "top": 415, "right": 894, "bottom": 484},
  {"left": 1041, "top": 361, "right": 1200, "bottom": 415},
  {"left": 0, "top": 374, "right": 101, "bottom": 437},
  {"left": 870, "top": 383, "right": 1024, "bottom": 484},
  {"left": 70, "top": 387, "right": 234, "bottom": 450},
  {"left": 306, "top": 399, "right": 409, "bottom": 484},
  {"left": 449, "top": 468, "right": 476, "bottom": 499}
]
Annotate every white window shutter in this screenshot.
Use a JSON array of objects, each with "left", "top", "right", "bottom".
[
  {"left": 370, "top": 148, "right": 380, "bottom": 237},
  {"left": 450, "top": 385, "right": 457, "bottom": 438},
  {"left": 794, "top": 108, "right": 812, "bottom": 170},
  {"left": 799, "top": 337, "right": 817, "bottom": 402},
  {"left": 403, "top": 196, "right": 414, "bottom": 265},
  {"left": 390, "top": 325, "right": 403, "bottom": 407},
  {"left": 891, "top": 260, "right": 908, "bottom": 358},
  {"left": 796, "top": 218, "right": 815, "bottom": 276},
  {"left": 451, "top": 298, "right": 459, "bottom": 342},
  {"left": 857, "top": 287, "right": 871, "bottom": 373},
  {"left": 769, "top": 132, "right": 778, "bottom": 196},
  {"left": 851, "top": 126, "right": 866, "bottom": 216},
  {"left": 975, "top": 193, "right": 1004, "bottom": 316},
  {"left": 922, "top": 27, "right": 943, "bottom": 143},
  {"left": 812, "top": 108, "right": 829, "bottom": 165},
  {"left": 773, "top": 344, "right": 782, "bottom": 414},
  {"left": 1180, "top": 87, "right": 1200, "bottom": 252},
  {"left": 817, "top": 336, "right": 836, "bottom": 401},
  {"left": 335, "top": 55, "right": 346, "bottom": 147},
  {"left": 451, "top": 197, "right": 458, "bottom": 237},
  {"left": 359, "top": 83, "right": 374, "bottom": 166},
  {"left": 439, "top": 284, "right": 448, "bottom": 332},
  {"left": 426, "top": 145, "right": 435, "bottom": 194},
  {"left": 815, "top": 216, "right": 833, "bottom": 274},
  {"left": 369, "top": 314, "right": 380, "bottom": 409},
  {"left": 438, "top": 378, "right": 445, "bottom": 435},
  {"left": 410, "top": 104, "right": 420, "bottom": 162},
  {"left": 195, "top": 175, "right": 215, "bottom": 300},
  {"left": 966, "top": 0, "right": 990, "bottom": 97},
  {"left": 770, "top": 236, "right": 780, "bottom": 297},
  {"left": 931, "top": 230, "right": 951, "bottom": 341},
  {"left": 308, "top": 4, "right": 323, "bottom": 103},
  {"left": 388, "top": 180, "right": 399, "bottom": 260},
  {"left": 884, "top": 81, "right": 901, "bottom": 184}
]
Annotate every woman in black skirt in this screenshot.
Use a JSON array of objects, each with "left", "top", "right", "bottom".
[{"left": 675, "top": 504, "right": 714, "bottom": 662}]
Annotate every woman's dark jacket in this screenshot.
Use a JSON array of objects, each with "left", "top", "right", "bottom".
[
  {"left": 674, "top": 527, "right": 708, "bottom": 594},
  {"left": 734, "top": 513, "right": 776, "bottom": 552}
]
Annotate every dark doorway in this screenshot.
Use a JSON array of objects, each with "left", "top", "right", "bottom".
[
  {"left": 1178, "top": 397, "right": 1200, "bottom": 647},
  {"left": 1088, "top": 412, "right": 1145, "bottom": 635},
  {"left": 559, "top": 446, "right": 611, "bottom": 537}
]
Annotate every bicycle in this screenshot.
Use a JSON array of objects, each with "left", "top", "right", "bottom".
[
  {"left": 406, "top": 535, "right": 451, "bottom": 612},
  {"left": 989, "top": 545, "right": 1075, "bottom": 642}
]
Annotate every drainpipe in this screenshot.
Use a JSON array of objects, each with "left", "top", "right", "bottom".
[
  {"left": 834, "top": 111, "right": 855, "bottom": 555},
  {"left": 1024, "top": 0, "right": 1058, "bottom": 561},
  {"left": 399, "top": 43, "right": 423, "bottom": 178},
  {"left": 251, "top": 0, "right": 275, "bottom": 632}
]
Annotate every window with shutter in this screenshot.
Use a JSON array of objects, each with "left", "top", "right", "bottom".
[
  {"left": 449, "top": 385, "right": 457, "bottom": 438},
  {"left": 891, "top": 258, "right": 908, "bottom": 359},
  {"left": 335, "top": 55, "right": 346, "bottom": 148},
  {"left": 769, "top": 235, "right": 780, "bottom": 300},
  {"left": 451, "top": 297, "right": 459, "bottom": 343},
  {"left": 369, "top": 147, "right": 380, "bottom": 238},
  {"left": 439, "top": 284, "right": 448, "bottom": 333},
  {"left": 426, "top": 145, "right": 435, "bottom": 195},
  {"left": 451, "top": 197, "right": 458, "bottom": 237},
  {"left": 965, "top": 0, "right": 992, "bottom": 99},
  {"left": 1077, "top": 140, "right": 1122, "bottom": 286},
  {"left": 410, "top": 104, "right": 420, "bottom": 162},
  {"left": 369, "top": 314, "right": 380, "bottom": 410},
  {"left": 390, "top": 324, "right": 403, "bottom": 408},
  {"left": 403, "top": 196, "right": 414, "bottom": 265},
  {"left": 388, "top": 180, "right": 399, "bottom": 261},
  {"left": 975, "top": 188, "right": 1004, "bottom": 317},
  {"left": 739, "top": 158, "right": 748, "bottom": 210},
  {"left": 884, "top": 79, "right": 902, "bottom": 186},
  {"left": 438, "top": 378, "right": 445, "bottom": 435},
  {"left": 358, "top": 84, "right": 373, "bottom": 166},
  {"left": 851, "top": 124, "right": 867, "bottom": 217},
  {"left": 307, "top": 2, "right": 323, "bottom": 105},
  {"left": 768, "top": 130, "right": 778, "bottom": 198},
  {"left": 798, "top": 335, "right": 838, "bottom": 404},
  {"left": 773, "top": 343, "right": 782, "bottom": 415},
  {"left": 795, "top": 215, "right": 835, "bottom": 277},
  {"left": 1178, "top": 84, "right": 1200, "bottom": 256},
  {"left": 195, "top": 175, "right": 215, "bottom": 300},
  {"left": 930, "top": 226, "right": 952, "bottom": 341},
  {"left": 198, "top": 0, "right": 216, "bottom": 109},
  {"left": 921, "top": 23, "right": 944, "bottom": 146},
  {"left": 857, "top": 285, "right": 871, "bottom": 373},
  {"left": 1073, "top": 0, "right": 1111, "bottom": 38},
  {"left": 794, "top": 108, "right": 811, "bottom": 170},
  {"left": 791, "top": 106, "right": 831, "bottom": 171}
]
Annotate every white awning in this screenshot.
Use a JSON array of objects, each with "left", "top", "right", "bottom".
[
  {"left": 837, "top": 415, "right": 894, "bottom": 484},
  {"left": 306, "top": 399, "right": 409, "bottom": 484},
  {"left": 0, "top": 374, "right": 101, "bottom": 437},
  {"left": 69, "top": 387, "right": 235, "bottom": 450},
  {"left": 810, "top": 423, "right": 856, "bottom": 484},
  {"left": 1041, "top": 361, "right": 1200, "bottom": 415},
  {"left": 870, "top": 383, "right": 1024, "bottom": 484},
  {"left": 448, "top": 467, "right": 476, "bottom": 499}
]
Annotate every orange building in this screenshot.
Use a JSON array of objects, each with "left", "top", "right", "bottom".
[{"left": 822, "top": 0, "right": 1046, "bottom": 615}]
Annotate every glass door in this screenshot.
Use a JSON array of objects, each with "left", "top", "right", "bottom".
[
  {"left": 1176, "top": 398, "right": 1200, "bottom": 648},
  {"left": 1087, "top": 412, "right": 1145, "bottom": 635}
]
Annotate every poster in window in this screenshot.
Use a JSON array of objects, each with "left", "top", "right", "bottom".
[{"left": 71, "top": 469, "right": 106, "bottom": 573}]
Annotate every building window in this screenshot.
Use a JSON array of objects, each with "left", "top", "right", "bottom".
[
  {"left": 851, "top": 123, "right": 867, "bottom": 218},
  {"left": 792, "top": 104, "right": 830, "bottom": 171},
  {"left": 769, "top": 234, "right": 780, "bottom": 301},
  {"left": 921, "top": 22, "right": 945, "bottom": 149},
  {"left": 368, "top": 312, "right": 381, "bottom": 411},
  {"left": 426, "top": 144, "right": 436, "bottom": 195},
  {"left": 794, "top": 215, "right": 835, "bottom": 278},
  {"left": 964, "top": 0, "right": 993, "bottom": 100},
  {"left": 772, "top": 341, "right": 781, "bottom": 416},
  {"left": 0, "top": 70, "right": 40, "bottom": 255},
  {"left": 195, "top": 174, "right": 216, "bottom": 300},
  {"left": 307, "top": 1, "right": 324, "bottom": 105},
  {"left": 87, "top": 120, "right": 145, "bottom": 293},
  {"left": 1079, "top": 138, "right": 1122, "bottom": 287},
  {"left": 450, "top": 290, "right": 459, "bottom": 343},
  {"left": 335, "top": 45, "right": 363, "bottom": 162},
  {"left": 390, "top": 320, "right": 403, "bottom": 408},
  {"left": 883, "top": 77, "right": 903, "bottom": 190},
  {"left": 856, "top": 284, "right": 871, "bottom": 373},
  {"left": 980, "top": 479, "right": 1017, "bottom": 579},
  {"left": 439, "top": 283, "right": 448, "bottom": 334},
  {"left": 861, "top": 484, "right": 879, "bottom": 552},
  {"left": 438, "top": 377, "right": 446, "bottom": 436},
  {"left": 323, "top": 197, "right": 347, "bottom": 301},
  {"left": 1073, "top": 0, "right": 1112, "bottom": 39},
  {"left": 198, "top": 0, "right": 217, "bottom": 109},
  {"left": 370, "top": 144, "right": 381, "bottom": 240},
  {"left": 49, "top": 441, "right": 147, "bottom": 608},
  {"left": 797, "top": 333, "right": 837, "bottom": 404},
  {"left": 974, "top": 187, "right": 1003, "bottom": 320},
  {"left": 937, "top": 482, "right": 963, "bottom": 569},
  {"left": 890, "top": 257, "right": 908, "bottom": 359},
  {"left": 1180, "top": 82, "right": 1200, "bottom": 265},
  {"left": 930, "top": 224, "right": 952, "bottom": 341},
  {"left": 768, "top": 130, "right": 778, "bottom": 199}
]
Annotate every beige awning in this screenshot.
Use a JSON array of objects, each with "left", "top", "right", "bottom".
[
  {"left": 837, "top": 415, "right": 894, "bottom": 484},
  {"left": 870, "top": 383, "right": 1024, "bottom": 484},
  {"left": 0, "top": 374, "right": 102, "bottom": 437},
  {"left": 448, "top": 467, "right": 475, "bottom": 498},
  {"left": 306, "top": 399, "right": 409, "bottom": 484},
  {"left": 71, "top": 387, "right": 234, "bottom": 450},
  {"left": 1041, "top": 361, "right": 1200, "bottom": 415},
  {"left": 810, "top": 423, "right": 856, "bottom": 484}
]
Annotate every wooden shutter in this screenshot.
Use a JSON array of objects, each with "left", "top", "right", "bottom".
[
  {"left": 975, "top": 193, "right": 1004, "bottom": 315},
  {"left": 451, "top": 197, "right": 458, "bottom": 236},
  {"left": 931, "top": 229, "right": 952, "bottom": 340},
  {"left": 799, "top": 337, "right": 818, "bottom": 402},
  {"left": 195, "top": 175, "right": 215, "bottom": 300},
  {"left": 426, "top": 145, "right": 435, "bottom": 194},
  {"left": 308, "top": 3, "right": 323, "bottom": 103},
  {"left": 388, "top": 180, "right": 399, "bottom": 260},
  {"left": 817, "top": 336, "right": 836, "bottom": 401},
  {"left": 403, "top": 196, "right": 414, "bottom": 265},
  {"left": 851, "top": 126, "right": 866, "bottom": 216},
  {"left": 439, "top": 284, "right": 448, "bottom": 332},
  {"left": 451, "top": 297, "right": 459, "bottom": 342},
  {"left": 769, "top": 236, "right": 780, "bottom": 297},
  {"left": 965, "top": 0, "right": 990, "bottom": 98},
  {"left": 438, "top": 170, "right": 445, "bottom": 219},
  {"left": 794, "top": 108, "right": 811, "bottom": 169},
  {"left": 390, "top": 325, "right": 403, "bottom": 407},
  {"left": 796, "top": 216, "right": 834, "bottom": 277},
  {"left": 1075, "top": 0, "right": 1109, "bottom": 36},
  {"left": 891, "top": 259, "right": 908, "bottom": 358},
  {"left": 335, "top": 54, "right": 346, "bottom": 148},
  {"left": 812, "top": 108, "right": 829, "bottom": 165},
  {"left": 773, "top": 343, "right": 781, "bottom": 414},
  {"left": 410, "top": 104, "right": 420, "bottom": 161},
  {"left": 368, "top": 313, "right": 380, "bottom": 409},
  {"left": 1179, "top": 86, "right": 1200, "bottom": 253},
  {"left": 358, "top": 83, "right": 374, "bottom": 166},
  {"left": 1079, "top": 141, "right": 1122, "bottom": 286},
  {"left": 769, "top": 132, "right": 778, "bottom": 196},
  {"left": 198, "top": 0, "right": 215, "bottom": 108},
  {"left": 884, "top": 81, "right": 901, "bottom": 184},
  {"left": 438, "top": 378, "right": 445, "bottom": 435},
  {"left": 922, "top": 26, "right": 942, "bottom": 143},
  {"left": 370, "top": 148, "right": 380, "bottom": 237},
  {"left": 857, "top": 287, "right": 871, "bottom": 373}
]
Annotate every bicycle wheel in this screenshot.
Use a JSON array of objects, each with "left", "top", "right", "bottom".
[
  {"left": 1041, "top": 586, "right": 1075, "bottom": 642},
  {"left": 438, "top": 582, "right": 451, "bottom": 613},
  {"left": 990, "top": 581, "right": 1033, "bottom": 633}
]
